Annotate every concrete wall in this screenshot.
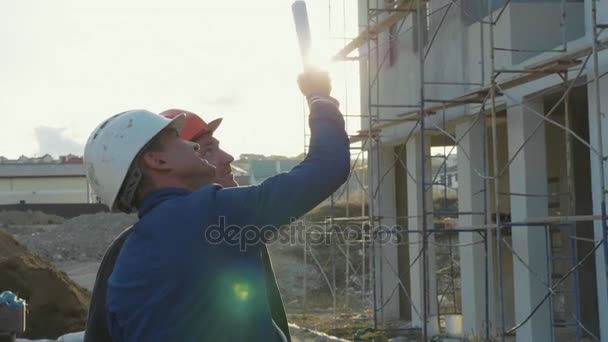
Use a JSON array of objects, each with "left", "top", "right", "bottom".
[
  {"left": 509, "top": 3, "right": 585, "bottom": 64},
  {"left": 0, "top": 176, "right": 91, "bottom": 204}
]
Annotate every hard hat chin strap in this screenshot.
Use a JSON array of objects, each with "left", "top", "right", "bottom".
[{"left": 116, "top": 163, "right": 143, "bottom": 213}]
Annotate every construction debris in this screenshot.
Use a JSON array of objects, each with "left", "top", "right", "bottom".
[{"left": 0, "top": 229, "right": 90, "bottom": 339}]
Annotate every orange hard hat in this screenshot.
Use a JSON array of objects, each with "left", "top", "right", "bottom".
[{"left": 160, "top": 109, "right": 222, "bottom": 141}]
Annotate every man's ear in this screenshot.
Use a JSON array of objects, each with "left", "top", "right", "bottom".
[{"left": 141, "top": 150, "right": 171, "bottom": 172}]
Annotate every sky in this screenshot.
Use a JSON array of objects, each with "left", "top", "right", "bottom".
[{"left": 0, "top": 0, "right": 360, "bottom": 159}]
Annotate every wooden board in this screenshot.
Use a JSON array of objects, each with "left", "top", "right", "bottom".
[{"left": 333, "top": 0, "right": 418, "bottom": 61}]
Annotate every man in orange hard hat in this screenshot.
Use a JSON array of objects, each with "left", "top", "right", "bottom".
[
  {"left": 160, "top": 110, "right": 236, "bottom": 188},
  {"left": 84, "top": 110, "right": 290, "bottom": 341}
]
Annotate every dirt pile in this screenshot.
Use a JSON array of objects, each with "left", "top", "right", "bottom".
[
  {"left": 6, "top": 213, "right": 137, "bottom": 262},
  {"left": 0, "top": 210, "right": 64, "bottom": 226},
  {"left": 0, "top": 229, "right": 90, "bottom": 339}
]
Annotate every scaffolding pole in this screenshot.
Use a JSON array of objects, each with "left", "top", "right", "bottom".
[
  {"left": 415, "top": 0, "right": 430, "bottom": 339},
  {"left": 591, "top": 0, "right": 608, "bottom": 312}
]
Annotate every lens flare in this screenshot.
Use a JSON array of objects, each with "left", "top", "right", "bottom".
[{"left": 232, "top": 283, "right": 250, "bottom": 301}]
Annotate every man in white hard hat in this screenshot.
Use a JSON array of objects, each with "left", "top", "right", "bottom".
[
  {"left": 83, "top": 70, "right": 349, "bottom": 341},
  {"left": 84, "top": 109, "right": 291, "bottom": 341}
]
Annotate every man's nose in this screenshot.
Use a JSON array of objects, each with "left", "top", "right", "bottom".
[{"left": 221, "top": 149, "right": 234, "bottom": 164}]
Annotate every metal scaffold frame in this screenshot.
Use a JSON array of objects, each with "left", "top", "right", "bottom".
[{"left": 294, "top": 0, "right": 608, "bottom": 341}]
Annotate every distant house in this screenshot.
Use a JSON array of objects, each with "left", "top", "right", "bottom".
[
  {"left": 231, "top": 165, "right": 250, "bottom": 186},
  {"left": 431, "top": 154, "right": 458, "bottom": 200},
  {"left": 248, "top": 159, "right": 301, "bottom": 185},
  {"left": 30, "top": 154, "right": 54, "bottom": 164},
  {"left": 59, "top": 154, "right": 84, "bottom": 164},
  {"left": 0, "top": 155, "right": 93, "bottom": 204}
]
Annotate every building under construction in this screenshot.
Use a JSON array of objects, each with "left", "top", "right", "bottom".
[{"left": 296, "top": 0, "right": 608, "bottom": 341}]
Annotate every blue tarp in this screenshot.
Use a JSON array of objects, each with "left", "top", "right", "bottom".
[{"left": 0, "top": 291, "right": 26, "bottom": 308}]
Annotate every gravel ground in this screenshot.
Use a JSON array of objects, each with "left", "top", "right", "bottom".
[{"left": 2, "top": 213, "right": 137, "bottom": 262}]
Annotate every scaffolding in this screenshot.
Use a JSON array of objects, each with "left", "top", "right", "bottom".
[{"left": 293, "top": 0, "right": 608, "bottom": 341}]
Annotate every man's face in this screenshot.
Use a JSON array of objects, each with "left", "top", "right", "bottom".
[
  {"left": 155, "top": 128, "right": 216, "bottom": 189},
  {"left": 193, "top": 133, "right": 237, "bottom": 188}
]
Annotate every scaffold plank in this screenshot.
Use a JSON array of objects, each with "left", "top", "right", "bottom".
[
  {"left": 326, "top": 216, "right": 371, "bottom": 223},
  {"left": 349, "top": 128, "right": 381, "bottom": 144},
  {"left": 333, "top": 0, "right": 418, "bottom": 61}
]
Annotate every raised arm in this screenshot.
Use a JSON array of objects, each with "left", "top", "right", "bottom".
[{"left": 215, "top": 70, "right": 350, "bottom": 228}]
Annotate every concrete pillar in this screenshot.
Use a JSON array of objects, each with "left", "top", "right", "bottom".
[
  {"left": 585, "top": 4, "right": 608, "bottom": 339},
  {"left": 371, "top": 143, "right": 400, "bottom": 320},
  {"left": 456, "top": 118, "right": 494, "bottom": 337},
  {"left": 586, "top": 55, "right": 608, "bottom": 342},
  {"left": 507, "top": 98, "right": 551, "bottom": 342},
  {"left": 406, "top": 133, "right": 438, "bottom": 330}
]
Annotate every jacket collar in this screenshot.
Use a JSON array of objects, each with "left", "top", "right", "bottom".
[{"left": 137, "top": 187, "right": 191, "bottom": 218}]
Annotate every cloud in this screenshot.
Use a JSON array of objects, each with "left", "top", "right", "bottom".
[
  {"left": 204, "top": 91, "right": 239, "bottom": 107},
  {"left": 34, "top": 126, "right": 84, "bottom": 157}
]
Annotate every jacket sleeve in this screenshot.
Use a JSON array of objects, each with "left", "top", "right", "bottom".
[{"left": 215, "top": 96, "right": 350, "bottom": 228}]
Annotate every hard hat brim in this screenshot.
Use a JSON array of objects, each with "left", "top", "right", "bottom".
[
  {"left": 189, "top": 117, "right": 222, "bottom": 141},
  {"left": 166, "top": 113, "right": 186, "bottom": 135},
  {"left": 205, "top": 118, "right": 222, "bottom": 133}
]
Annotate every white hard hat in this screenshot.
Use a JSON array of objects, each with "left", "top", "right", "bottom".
[{"left": 84, "top": 110, "right": 185, "bottom": 210}]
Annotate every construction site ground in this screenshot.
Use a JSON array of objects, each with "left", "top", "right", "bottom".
[{"left": 0, "top": 211, "right": 357, "bottom": 341}]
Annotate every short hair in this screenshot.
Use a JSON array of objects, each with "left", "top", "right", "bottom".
[{"left": 115, "top": 132, "right": 165, "bottom": 213}]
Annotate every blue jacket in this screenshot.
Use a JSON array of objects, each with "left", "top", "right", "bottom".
[{"left": 106, "top": 96, "right": 350, "bottom": 341}]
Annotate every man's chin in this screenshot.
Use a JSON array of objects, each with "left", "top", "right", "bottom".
[{"left": 216, "top": 174, "right": 237, "bottom": 188}]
